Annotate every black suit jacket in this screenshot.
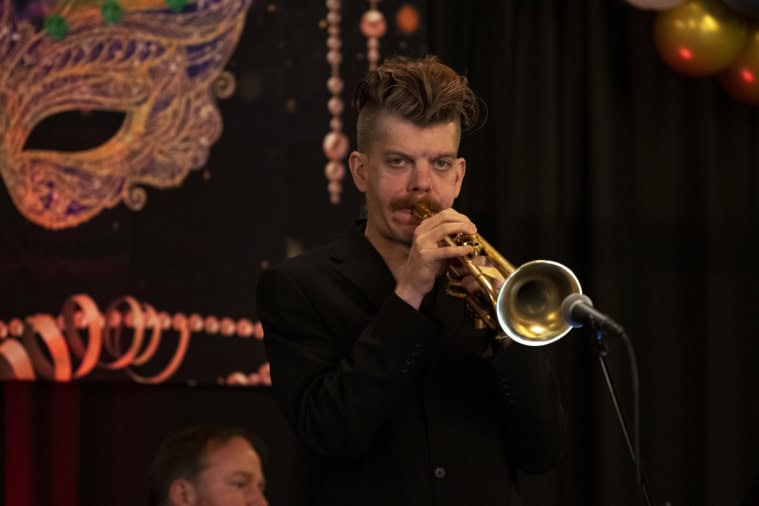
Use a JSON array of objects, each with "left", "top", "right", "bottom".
[{"left": 257, "top": 222, "right": 566, "bottom": 506}]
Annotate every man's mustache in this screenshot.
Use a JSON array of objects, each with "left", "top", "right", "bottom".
[{"left": 390, "top": 197, "right": 442, "bottom": 214}]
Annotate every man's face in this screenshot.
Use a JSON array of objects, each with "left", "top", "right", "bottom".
[
  {"left": 350, "top": 112, "right": 466, "bottom": 248},
  {"left": 190, "top": 437, "right": 268, "bottom": 506}
]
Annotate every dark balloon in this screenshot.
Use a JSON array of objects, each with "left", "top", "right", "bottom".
[
  {"left": 723, "top": 0, "right": 759, "bottom": 17},
  {"left": 626, "top": 0, "right": 686, "bottom": 9}
]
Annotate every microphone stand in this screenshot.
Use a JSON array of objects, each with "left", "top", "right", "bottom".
[{"left": 590, "top": 325, "right": 656, "bottom": 506}]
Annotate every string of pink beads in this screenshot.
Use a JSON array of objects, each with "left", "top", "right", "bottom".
[
  {"left": 323, "top": 0, "right": 349, "bottom": 204},
  {"left": 361, "top": 0, "right": 387, "bottom": 71}
]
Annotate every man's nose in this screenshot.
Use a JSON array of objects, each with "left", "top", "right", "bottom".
[{"left": 409, "top": 162, "right": 432, "bottom": 192}]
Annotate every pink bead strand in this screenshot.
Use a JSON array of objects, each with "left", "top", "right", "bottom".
[
  {"left": 323, "top": 0, "right": 348, "bottom": 204},
  {"left": 360, "top": 0, "right": 386, "bottom": 71}
]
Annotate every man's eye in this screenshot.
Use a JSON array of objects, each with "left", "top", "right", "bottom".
[
  {"left": 387, "top": 157, "right": 406, "bottom": 167},
  {"left": 434, "top": 159, "right": 453, "bottom": 170}
]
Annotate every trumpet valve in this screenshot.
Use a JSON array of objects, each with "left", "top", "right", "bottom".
[
  {"left": 444, "top": 276, "right": 468, "bottom": 300},
  {"left": 453, "top": 233, "right": 481, "bottom": 255}
]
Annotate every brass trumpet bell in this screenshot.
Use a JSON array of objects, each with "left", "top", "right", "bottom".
[{"left": 496, "top": 260, "right": 582, "bottom": 346}]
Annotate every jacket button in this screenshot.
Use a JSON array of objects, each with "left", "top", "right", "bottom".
[{"left": 434, "top": 466, "right": 446, "bottom": 479}]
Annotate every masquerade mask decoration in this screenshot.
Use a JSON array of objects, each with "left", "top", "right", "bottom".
[{"left": 0, "top": 0, "right": 252, "bottom": 229}]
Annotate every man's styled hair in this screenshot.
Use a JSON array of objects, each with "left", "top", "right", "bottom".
[
  {"left": 352, "top": 55, "right": 482, "bottom": 151},
  {"left": 147, "top": 425, "right": 267, "bottom": 506}
]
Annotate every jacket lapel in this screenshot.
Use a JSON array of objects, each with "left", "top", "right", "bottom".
[{"left": 329, "top": 224, "right": 396, "bottom": 312}]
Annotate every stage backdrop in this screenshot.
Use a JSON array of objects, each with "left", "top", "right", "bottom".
[{"left": 2, "top": 0, "right": 759, "bottom": 505}]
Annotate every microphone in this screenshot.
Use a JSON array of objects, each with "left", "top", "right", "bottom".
[{"left": 561, "top": 293, "right": 626, "bottom": 335}]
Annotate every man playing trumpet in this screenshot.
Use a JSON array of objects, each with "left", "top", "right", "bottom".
[{"left": 256, "top": 55, "right": 566, "bottom": 505}]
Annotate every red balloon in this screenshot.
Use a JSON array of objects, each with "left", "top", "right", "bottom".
[
  {"left": 720, "top": 29, "right": 759, "bottom": 104},
  {"left": 396, "top": 5, "right": 420, "bottom": 34}
]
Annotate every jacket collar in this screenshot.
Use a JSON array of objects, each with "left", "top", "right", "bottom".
[{"left": 329, "top": 221, "right": 396, "bottom": 311}]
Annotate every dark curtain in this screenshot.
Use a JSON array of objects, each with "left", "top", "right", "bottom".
[{"left": 430, "top": 2, "right": 759, "bottom": 506}]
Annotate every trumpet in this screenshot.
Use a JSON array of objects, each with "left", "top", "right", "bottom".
[{"left": 413, "top": 202, "right": 582, "bottom": 346}]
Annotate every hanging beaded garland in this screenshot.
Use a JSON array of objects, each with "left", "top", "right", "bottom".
[
  {"left": 322, "top": 0, "right": 349, "bottom": 205},
  {"left": 322, "top": 0, "right": 386, "bottom": 204},
  {"left": 360, "top": 0, "right": 386, "bottom": 71}
]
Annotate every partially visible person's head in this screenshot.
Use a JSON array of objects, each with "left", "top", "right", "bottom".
[
  {"left": 352, "top": 55, "right": 481, "bottom": 153},
  {"left": 148, "top": 425, "right": 268, "bottom": 506}
]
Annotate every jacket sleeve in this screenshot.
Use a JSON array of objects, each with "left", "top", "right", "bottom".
[{"left": 256, "top": 266, "right": 440, "bottom": 459}]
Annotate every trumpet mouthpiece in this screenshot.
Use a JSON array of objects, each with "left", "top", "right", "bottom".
[{"left": 412, "top": 201, "right": 440, "bottom": 220}]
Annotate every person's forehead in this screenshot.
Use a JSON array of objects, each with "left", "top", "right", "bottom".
[
  {"left": 204, "top": 436, "right": 262, "bottom": 471},
  {"left": 372, "top": 113, "right": 460, "bottom": 152}
]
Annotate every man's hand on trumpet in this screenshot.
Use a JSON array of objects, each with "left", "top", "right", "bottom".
[
  {"left": 457, "top": 254, "right": 514, "bottom": 351},
  {"left": 394, "top": 208, "right": 476, "bottom": 310}
]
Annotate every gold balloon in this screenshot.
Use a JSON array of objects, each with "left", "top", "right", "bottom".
[
  {"left": 720, "top": 28, "right": 759, "bottom": 104},
  {"left": 653, "top": 0, "right": 749, "bottom": 76}
]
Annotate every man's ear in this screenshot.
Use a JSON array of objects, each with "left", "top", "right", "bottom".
[
  {"left": 168, "top": 478, "right": 197, "bottom": 506},
  {"left": 453, "top": 158, "right": 466, "bottom": 198},
  {"left": 348, "top": 151, "right": 368, "bottom": 193}
]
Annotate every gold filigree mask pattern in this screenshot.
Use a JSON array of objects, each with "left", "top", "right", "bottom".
[{"left": 0, "top": 0, "right": 252, "bottom": 229}]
